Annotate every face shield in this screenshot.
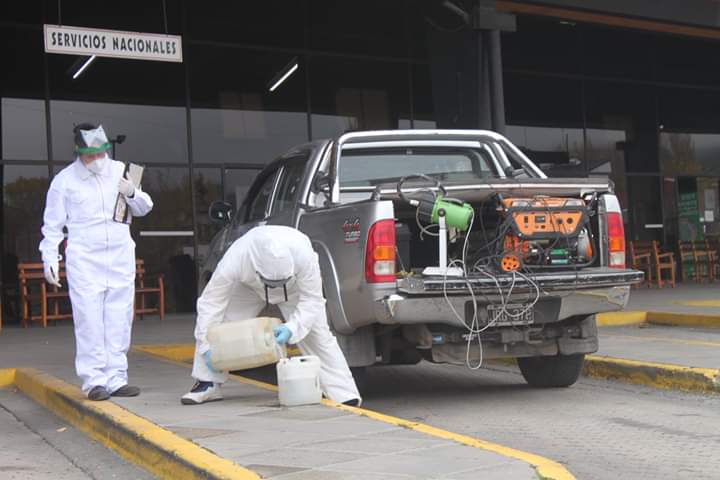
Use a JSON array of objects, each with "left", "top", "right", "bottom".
[{"left": 75, "top": 125, "right": 111, "bottom": 173}]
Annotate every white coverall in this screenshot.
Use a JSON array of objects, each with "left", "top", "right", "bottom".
[
  {"left": 192, "top": 226, "right": 360, "bottom": 404},
  {"left": 39, "top": 157, "right": 153, "bottom": 394}
]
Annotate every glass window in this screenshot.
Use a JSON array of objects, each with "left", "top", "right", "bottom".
[
  {"left": 502, "top": 16, "right": 580, "bottom": 75},
  {"left": 310, "top": 56, "right": 411, "bottom": 139},
  {"left": 585, "top": 81, "right": 658, "bottom": 173},
  {"left": 659, "top": 87, "right": 720, "bottom": 176},
  {"left": 504, "top": 74, "right": 585, "bottom": 177},
  {"left": 677, "top": 177, "right": 702, "bottom": 241},
  {"left": 662, "top": 177, "right": 678, "bottom": 247},
  {"left": 190, "top": 46, "right": 308, "bottom": 165},
  {"left": 308, "top": 0, "right": 408, "bottom": 57},
  {"left": 48, "top": 52, "right": 187, "bottom": 164},
  {"left": 130, "top": 166, "right": 194, "bottom": 313},
  {"left": 627, "top": 176, "right": 662, "bottom": 242},
  {"left": 193, "top": 167, "right": 223, "bottom": 250},
  {"left": 186, "top": 0, "right": 304, "bottom": 47},
  {"left": 247, "top": 170, "right": 279, "bottom": 222},
  {"left": 2, "top": 98, "right": 48, "bottom": 160},
  {"left": 50, "top": 100, "right": 188, "bottom": 163},
  {"left": 698, "top": 177, "right": 720, "bottom": 237},
  {"left": 272, "top": 156, "right": 309, "bottom": 215},
  {"left": 581, "top": 24, "right": 654, "bottom": 81},
  {"left": 340, "top": 147, "right": 497, "bottom": 187},
  {"left": 2, "top": 164, "right": 49, "bottom": 263},
  {"left": 224, "top": 168, "right": 260, "bottom": 211}
]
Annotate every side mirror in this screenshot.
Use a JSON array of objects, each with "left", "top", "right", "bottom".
[
  {"left": 312, "top": 172, "right": 331, "bottom": 194},
  {"left": 209, "top": 201, "right": 233, "bottom": 225}
]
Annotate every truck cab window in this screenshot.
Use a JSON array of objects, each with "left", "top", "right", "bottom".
[
  {"left": 272, "top": 155, "right": 309, "bottom": 216},
  {"left": 247, "top": 170, "right": 280, "bottom": 222}
]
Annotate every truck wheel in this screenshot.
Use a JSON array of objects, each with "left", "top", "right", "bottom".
[{"left": 517, "top": 354, "right": 585, "bottom": 388}]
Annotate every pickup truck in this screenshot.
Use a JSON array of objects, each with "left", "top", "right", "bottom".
[{"left": 204, "top": 130, "right": 643, "bottom": 389}]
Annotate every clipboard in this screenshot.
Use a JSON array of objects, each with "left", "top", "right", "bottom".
[{"left": 113, "top": 163, "right": 144, "bottom": 224}]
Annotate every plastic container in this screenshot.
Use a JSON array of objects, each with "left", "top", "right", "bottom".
[
  {"left": 207, "top": 317, "right": 286, "bottom": 371},
  {"left": 277, "top": 355, "right": 322, "bottom": 407}
]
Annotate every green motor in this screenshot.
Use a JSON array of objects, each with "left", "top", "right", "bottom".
[{"left": 430, "top": 196, "right": 474, "bottom": 231}]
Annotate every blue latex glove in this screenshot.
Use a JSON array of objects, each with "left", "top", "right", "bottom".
[
  {"left": 202, "top": 350, "right": 219, "bottom": 373},
  {"left": 273, "top": 325, "right": 292, "bottom": 345}
]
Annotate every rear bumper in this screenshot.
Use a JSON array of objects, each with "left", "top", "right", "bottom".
[{"left": 374, "top": 268, "right": 643, "bottom": 327}]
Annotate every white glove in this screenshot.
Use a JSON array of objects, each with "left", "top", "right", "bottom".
[
  {"left": 118, "top": 176, "right": 135, "bottom": 197},
  {"left": 44, "top": 262, "right": 62, "bottom": 288}
]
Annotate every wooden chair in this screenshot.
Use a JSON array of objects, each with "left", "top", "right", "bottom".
[
  {"left": 652, "top": 241, "right": 676, "bottom": 288},
  {"left": 678, "top": 241, "right": 713, "bottom": 282},
  {"left": 135, "top": 259, "right": 165, "bottom": 320},
  {"left": 705, "top": 237, "right": 720, "bottom": 280},
  {"left": 17, "top": 262, "right": 72, "bottom": 328},
  {"left": 692, "top": 240, "right": 715, "bottom": 282},
  {"left": 629, "top": 241, "right": 653, "bottom": 288}
]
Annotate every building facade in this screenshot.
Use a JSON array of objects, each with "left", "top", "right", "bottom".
[{"left": 4, "top": 0, "right": 720, "bottom": 315}]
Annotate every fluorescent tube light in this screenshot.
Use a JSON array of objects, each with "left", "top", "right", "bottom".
[
  {"left": 72, "top": 55, "right": 97, "bottom": 80},
  {"left": 268, "top": 61, "right": 298, "bottom": 92}
]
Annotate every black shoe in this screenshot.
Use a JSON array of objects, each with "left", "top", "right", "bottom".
[
  {"left": 342, "top": 398, "right": 361, "bottom": 407},
  {"left": 87, "top": 386, "right": 111, "bottom": 401},
  {"left": 111, "top": 385, "right": 141, "bottom": 397}
]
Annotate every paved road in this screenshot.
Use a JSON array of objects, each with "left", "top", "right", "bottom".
[
  {"left": 0, "top": 388, "right": 152, "bottom": 480},
  {"left": 359, "top": 361, "right": 720, "bottom": 480}
]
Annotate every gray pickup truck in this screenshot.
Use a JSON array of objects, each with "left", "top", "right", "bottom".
[{"left": 204, "top": 130, "right": 642, "bottom": 389}]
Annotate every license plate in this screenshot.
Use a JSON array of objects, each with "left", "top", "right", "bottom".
[{"left": 485, "top": 303, "right": 534, "bottom": 326}]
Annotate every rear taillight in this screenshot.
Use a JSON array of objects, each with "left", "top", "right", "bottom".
[
  {"left": 365, "top": 219, "right": 396, "bottom": 283},
  {"left": 607, "top": 212, "right": 626, "bottom": 269}
]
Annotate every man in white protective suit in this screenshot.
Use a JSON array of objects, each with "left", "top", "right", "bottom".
[
  {"left": 181, "top": 225, "right": 361, "bottom": 406},
  {"left": 39, "top": 123, "right": 153, "bottom": 401}
]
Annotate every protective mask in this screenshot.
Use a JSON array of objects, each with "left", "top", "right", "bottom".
[{"left": 86, "top": 154, "right": 108, "bottom": 175}]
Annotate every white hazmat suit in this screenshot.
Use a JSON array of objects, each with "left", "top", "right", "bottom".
[
  {"left": 39, "top": 156, "right": 153, "bottom": 394},
  {"left": 192, "top": 226, "right": 360, "bottom": 404}
]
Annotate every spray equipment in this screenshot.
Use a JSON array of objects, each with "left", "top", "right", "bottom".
[{"left": 397, "top": 174, "right": 474, "bottom": 276}]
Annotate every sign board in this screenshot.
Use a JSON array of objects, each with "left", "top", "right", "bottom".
[{"left": 44, "top": 25, "right": 182, "bottom": 63}]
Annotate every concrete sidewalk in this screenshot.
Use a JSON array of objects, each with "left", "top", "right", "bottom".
[
  {"left": 0, "top": 319, "right": 555, "bottom": 480},
  {"left": 624, "top": 283, "right": 720, "bottom": 316},
  {"left": 598, "top": 324, "right": 720, "bottom": 369}
]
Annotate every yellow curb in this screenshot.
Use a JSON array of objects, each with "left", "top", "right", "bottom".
[
  {"left": 135, "top": 344, "right": 575, "bottom": 480},
  {"left": 602, "top": 333, "right": 720, "bottom": 348},
  {"left": 0, "top": 368, "right": 16, "bottom": 388},
  {"left": 672, "top": 300, "right": 720, "bottom": 308},
  {"left": 647, "top": 312, "right": 720, "bottom": 329},
  {"left": 584, "top": 355, "right": 720, "bottom": 394},
  {"left": 325, "top": 400, "right": 572, "bottom": 480},
  {"left": 596, "top": 311, "right": 647, "bottom": 327},
  {"left": 11, "top": 368, "right": 260, "bottom": 480}
]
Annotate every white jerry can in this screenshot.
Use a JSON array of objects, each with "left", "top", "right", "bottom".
[
  {"left": 207, "top": 317, "right": 286, "bottom": 371},
  {"left": 277, "top": 355, "right": 322, "bottom": 407}
]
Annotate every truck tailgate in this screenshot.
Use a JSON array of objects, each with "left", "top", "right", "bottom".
[{"left": 397, "top": 268, "right": 643, "bottom": 295}]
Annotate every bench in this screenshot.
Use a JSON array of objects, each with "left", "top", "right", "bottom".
[{"left": 17, "top": 259, "right": 165, "bottom": 328}]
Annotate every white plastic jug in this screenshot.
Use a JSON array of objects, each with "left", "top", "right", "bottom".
[
  {"left": 277, "top": 355, "right": 322, "bottom": 407},
  {"left": 207, "top": 317, "right": 286, "bottom": 371}
]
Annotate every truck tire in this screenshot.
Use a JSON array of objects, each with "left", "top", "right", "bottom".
[{"left": 517, "top": 353, "right": 585, "bottom": 388}]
